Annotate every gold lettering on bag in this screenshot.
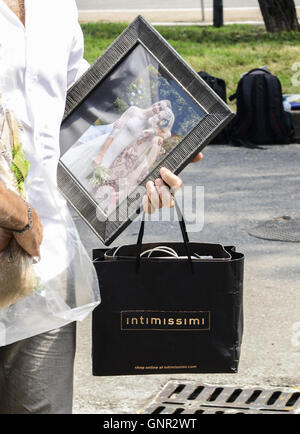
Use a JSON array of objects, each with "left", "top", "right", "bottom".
[{"left": 121, "top": 311, "right": 210, "bottom": 331}]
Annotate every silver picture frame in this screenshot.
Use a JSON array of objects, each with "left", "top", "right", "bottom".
[{"left": 58, "top": 15, "right": 234, "bottom": 245}]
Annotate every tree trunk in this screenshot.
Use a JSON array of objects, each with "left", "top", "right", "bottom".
[{"left": 258, "top": 0, "right": 300, "bottom": 32}]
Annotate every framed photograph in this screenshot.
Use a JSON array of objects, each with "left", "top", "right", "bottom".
[{"left": 58, "top": 15, "right": 234, "bottom": 245}]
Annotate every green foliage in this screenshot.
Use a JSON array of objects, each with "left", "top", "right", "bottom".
[
  {"left": 157, "top": 75, "right": 203, "bottom": 136},
  {"left": 114, "top": 97, "right": 130, "bottom": 114},
  {"left": 94, "top": 118, "right": 108, "bottom": 126},
  {"left": 81, "top": 22, "right": 300, "bottom": 45},
  {"left": 113, "top": 65, "right": 159, "bottom": 113},
  {"left": 154, "top": 24, "right": 300, "bottom": 44},
  {"left": 11, "top": 147, "right": 30, "bottom": 194},
  {"left": 82, "top": 23, "right": 300, "bottom": 111},
  {"left": 86, "top": 165, "right": 109, "bottom": 186}
]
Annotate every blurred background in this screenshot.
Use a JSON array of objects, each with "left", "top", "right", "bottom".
[{"left": 76, "top": 0, "right": 300, "bottom": 25}]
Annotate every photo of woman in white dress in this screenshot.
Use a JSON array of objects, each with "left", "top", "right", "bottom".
[{"left": 61, "top": 100, "right": 175, "bottom": 214}]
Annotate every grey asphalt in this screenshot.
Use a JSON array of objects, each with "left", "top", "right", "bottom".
[
  {"left": 72, "top": 144, "right": 300, "bottom": 414},
  {"left": 76, "top": 0, "right": 300, "bottom": 10}
]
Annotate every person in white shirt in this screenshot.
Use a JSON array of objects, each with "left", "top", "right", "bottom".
[{"left": 0, "top": 0, "right": 203, "bottom": 414}]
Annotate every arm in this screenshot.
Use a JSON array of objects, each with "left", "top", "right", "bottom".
[
  {"left": 67, "top": 21, "right": 90, "bottom": 89},
  {"left": 0, "top": 181, "right": 29, "bottom": 231},
  {"left": 0, "top": 181, "right": 43, "bottom": 257},
  {"left": 0, "top": 229, "right": 12, "bottom": 251},
  {"left": 66, "top": 19, "right": 112, "bottom": 170},
  {"left": 0, "top": 181, "right": 27, "bottom": 251},
  {"left": 92, "top": 136, "right": 114, "bottom": 168}
]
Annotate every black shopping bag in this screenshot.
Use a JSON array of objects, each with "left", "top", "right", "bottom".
[{"left": 92, "top": 205, "right": 244, "bottom": 376}]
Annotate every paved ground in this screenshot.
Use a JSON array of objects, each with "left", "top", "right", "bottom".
[
  {"left": 76, "top": 0, "right": 300, "bottom": 10},
  {"left": 72, "top": 143, "right": 300, "bottom": 414},
  {"left": 76, "top": 1, "right": 300, "bottom": 24}
]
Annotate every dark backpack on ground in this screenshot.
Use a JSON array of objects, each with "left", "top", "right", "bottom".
[
  {"left": 229, "top": 68, "right": 293, "bottom": 146},
  {"left": 198, "top": 71, "right": 230, "bottom": 144}
]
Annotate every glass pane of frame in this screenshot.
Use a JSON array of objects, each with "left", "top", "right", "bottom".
[{"left": 58, "top": 16, "right": 234, "bottom": 245}]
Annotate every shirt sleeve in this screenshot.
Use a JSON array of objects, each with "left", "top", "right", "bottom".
[{"left": 67, "top": 21, "right": 90, "bottom": 89}]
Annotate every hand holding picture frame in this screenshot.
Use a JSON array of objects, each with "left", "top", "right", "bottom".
[{"left": 58, "top": 16, "right": 234, "bottom": 245}]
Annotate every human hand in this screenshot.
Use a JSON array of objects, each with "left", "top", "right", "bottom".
[
  {"left": 191, "top": 152, "right": 203, "bottom": 163},
  {"left": 14, "top": 206, "right": 43, "bottom": 259},
  {"left": 142, "top": 152, "right": 203, "bottom": 213},
  {"left": 93, "top": 153, "right": 104, "bottom": 169},
  {"left": 0, "top": 228, "right": 12, "bottom": 252}
]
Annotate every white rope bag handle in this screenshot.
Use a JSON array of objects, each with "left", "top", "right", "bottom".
[{"left": 112, "top": 245, "right": 179, "bottom": 258}]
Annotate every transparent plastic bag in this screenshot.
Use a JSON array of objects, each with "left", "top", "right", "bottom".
[
  {"left": 0, "top": 98, "right": 100, "bottom": 346},
  {"left": 0, "top": 101, "right": 38, "bottom": 310},
  {"left": 0, "top": 238, "right": 38, "bottom": 309}
]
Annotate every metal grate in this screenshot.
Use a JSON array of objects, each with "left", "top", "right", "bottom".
[
  {"left": 143, "top": 381, "right": 300, "bottom": 414},
  {"left": 248, "top": 216, "right": 300, "bottom": 243}
]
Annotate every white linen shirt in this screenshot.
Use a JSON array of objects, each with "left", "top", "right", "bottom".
[{"left": 0, "top": 0, "right": 92, "bottom": 283}]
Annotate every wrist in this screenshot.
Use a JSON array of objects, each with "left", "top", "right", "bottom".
[
  {"left": 12, "top": 201, "right": 33, "bottom": 234},
  {"left": 1, "top": 192, "right": 32, "bottom": 233},
  {"left": 17, "top": 198, "right": 30, "bottom": 229}
]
